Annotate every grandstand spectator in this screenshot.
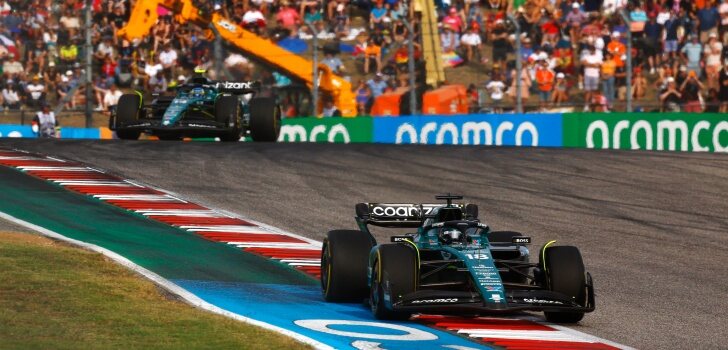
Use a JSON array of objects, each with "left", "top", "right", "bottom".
[
  {"left": 242, "top": 4, "right": 266, "bottom": 33},
  {"left": 59, "top": 39, "right": 79, "bottom": 72},
  {"left": 632, "top": 67, "right": 648, "bottom": 99},
  {"left": 369, "top": 1, "right": 388, "bottom": 30},
  {"left": 508, "top": 67, "right": 532, "bottom": 103},
  {"left": 681, "top": 70, "right": 705, "bottom": 112},
  {"left": 354, "top": 80, "right": 371, "bottom": 115},
  {"left": 698, "top": 0, "right": 720, "bottom": 42},
  {"left": 26, "top": 75, "right": 46, "bottom": 108},
  {"left": 565, "top": 3, "right": 588, "bottom": 45},
  {"left": 103, "top": 83, "right": 123, "bottom": 112},
  {"left": 704, "top": 33, "right": 724, "bottom": 90},
  {"left": 489, "top": 19, "right": 509, "bottom": 68},
  {"left": 443, "top": 7, "right": 464, "bottom": 34},
  {"left": 276, "top": 1, "right": 301, "bottom": 34},
  {"left": 535, "top": 60, "right": 555, "bottom": 110},
  {"left": 2, "top": 80, "right": 21, "bottom": 109},
  {"left": 332, "top": 2, "right": 351, "bottom": 39},
  {"left": 367, "top": 73, "right": 387, "bottom": 98},
  {"left": 460, "top": 26, "right": 482, "bottom": 63},
  {"left": 486, "top": 71, "right": 506, "bottom": 112},
  {"left": 0, "top": 1, "right": 10, "bottom": 16},
  {"left": 551, "top": 72, "right": 569, "bottom": 106},
  {"left": 601, "top": 52, "right": 617, "bottom": 107},
  {"left": 681, "top": 35, "right": 703, "bottom": 77},
  {"left": 26, "top": 39, "right": 48, "bottom": 75},
  {"left": 323, "top": 51, "right": 345, "bottom": 75},
  {"left": 159, "top": 43, "right": 178, "bottom": 79},
  {"left": 2, "top": 53, "right": 23, "bottom": 76},
  {"left": 302, "top": 2, "right": 325, "bottom": 35},
  {"left": 321, "top": 97, "right": 341, "bottom": 117},
  {"left": 94, "top": 36, "right": 115, "bottom": 63},
  {"left": 440, "top": 24, "right": 460, "bottom": 53},
  {"left": 363, "top": 38, "right": 382, "bottom": 74},
  {"left": 148, "top": 71, "right": 168, "bottom": 95},
  {"left": 581, "top": 45, "right": 602, "bottom": 111},
  {"left": 660, "top": 77, "right": 682, "bottom": 111}
]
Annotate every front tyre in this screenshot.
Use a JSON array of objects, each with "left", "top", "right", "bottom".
[
  {"left": 115, "top": 94, "right": 142, "bottom": 140},
  {"left": 321, "top": 230, "right": 374, "bottom": 302},
  {"left": 216, "top": 95, "right": 242, "bottom": 142},
  {"left": 541, "top": 245, "right": 587, "bottom": 323},
  {"left": 249, "top": 97, "right": 281, "bottom": 142},
  {"left": 370, "top": 244, "right": 417, "bottom": 320}
]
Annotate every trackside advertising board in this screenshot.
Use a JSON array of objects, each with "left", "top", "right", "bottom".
[
  {"left": 278, "top": 117, "right": 373, "bottom": 143},
  {"left": 279, "top": 114, "right": 728, "bottom": 153},
  {"left": 562, "top": 113, "right": 728, "bottom": 152},
  {"left": 372, "top": 114, "right": 563, "bottom": 146}
]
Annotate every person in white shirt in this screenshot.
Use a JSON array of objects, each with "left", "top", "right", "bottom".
[
  {"left": 159, "top": 44, "right": 178, "bottom": 78},
  {"left": 704, "top": 33, "right": 724, "bottom": 90},
  {"left": 242, "top": 5, "right": 266, "bottom": 32},
  {"left": 26, "top": 76, "right": 46, "bottom": 107},
  {"left": 94, "top": 37, "right": 115, "bottom": 62},
  {"left": 460, "top": 27, "right": 482, "bottom": 63},
  {"left": 581, "top": 45, "right": 603, "bottom": 111},
  {"left": 2, "top": 81, "right": 21, "bottom": 109},
  {"left": 103, "top": 84, "right": 123, "bottom": 111},
  {"left": 486, "top": 72, "right": 506, "bottom": 112},
  {"left": 33, "top": 105, "right": 59, "bottom": 138}
]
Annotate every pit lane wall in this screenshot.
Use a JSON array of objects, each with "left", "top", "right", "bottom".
[{"left": 279, "top": 113, "right": 728, "bottom": 153}]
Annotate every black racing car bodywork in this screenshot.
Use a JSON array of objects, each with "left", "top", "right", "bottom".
[
  {"left": 321, "top": 195, "right": 595, "bottom": 323},
  {"left": 109, "top": 76, "right": 280, "bottom": 141}
]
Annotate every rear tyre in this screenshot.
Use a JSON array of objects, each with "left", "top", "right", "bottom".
[
  {"left": 489, "top": 231, "right": 529, "bottom": 284},
  {"left": 249, "top": 97, "right": 281, "bottom": 142},
  {"left": 542, "top": 246, "right": 586, "bottom": 323},
  {"left": 370, "top": 244, "right": 417, "bottom": 320},
  {"left": 216, "top": 95, "right": 242, "bottom": 142},
  {"left": 115, "top": 94, "right": 142, "bottom": 140},
  {"left": 321, "top": 230, "right": 374, "bottom": 302}
]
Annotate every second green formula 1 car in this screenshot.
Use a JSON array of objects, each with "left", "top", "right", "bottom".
[{"left": 110, "top": 71, "right": 280, "bottom": 142}]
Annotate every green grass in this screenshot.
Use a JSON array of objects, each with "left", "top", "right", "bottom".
[{"left": 0, "top": 232, "right": 311, "bottom": 350}]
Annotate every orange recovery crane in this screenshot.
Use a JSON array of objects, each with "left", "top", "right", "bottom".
[{"left": 118, "top": 0, "right": 356, "bottom": 117}]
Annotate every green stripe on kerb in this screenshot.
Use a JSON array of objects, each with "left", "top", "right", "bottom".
[{"left": 0, "top": 166, "right": 315, "bottom": 286}]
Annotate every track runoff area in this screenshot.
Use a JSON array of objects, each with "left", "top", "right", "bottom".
[{"left": 0, "top": 148, "right": 629, "bottom": 350}]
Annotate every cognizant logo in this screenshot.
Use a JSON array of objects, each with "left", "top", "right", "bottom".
[
  {"left": 395, "top": 121, "right": 539, "bottom": 146},
  {"left": 278, "top": 124, "right": 351, "bottom": 143},
  {"left": 586, "top": 120, "right": 728, "bottom": 152}
]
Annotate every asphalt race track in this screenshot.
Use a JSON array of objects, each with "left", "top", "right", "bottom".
[{"left": 2, "top": 139, "right": 727, "bottom": 349}]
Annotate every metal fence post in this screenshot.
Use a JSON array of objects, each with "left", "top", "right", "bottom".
[
  {"left": 507, "top": 15, "right": 522, "bottom": 113},
  {"left": 305, "top": 23, "right": 319, "bottom": 117},
  {"left": 619, "top": 10, "right": 633, "bottom": 112},
  {"left": 403, "top": 19, "right": 417, "bottom": 114},
  {"left": 85, "top": 0, "right": 93, "bottom": 127}
]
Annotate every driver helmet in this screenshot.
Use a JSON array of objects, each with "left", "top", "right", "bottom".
[
  {"left": 440, "top": 228, "right": 463, "bottom": 244},
  {"left": 191, "top": 87, "right": 205, "bottom": 98}
]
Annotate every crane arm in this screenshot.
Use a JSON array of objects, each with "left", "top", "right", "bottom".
[{"left": 118, "top": 0, "right": 356, "bottom": 116}]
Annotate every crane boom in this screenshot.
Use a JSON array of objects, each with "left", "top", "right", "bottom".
[{"left": 118, "top": 0, "right": 356, "bottom": 116}]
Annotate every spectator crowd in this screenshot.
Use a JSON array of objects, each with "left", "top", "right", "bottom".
[{"left": 0, "top": 0, "right": 727, "bottom": 116}]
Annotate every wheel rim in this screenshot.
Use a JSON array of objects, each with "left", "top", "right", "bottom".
[{"left": 370, "top": 262, "right": 381, "bottom": 314}]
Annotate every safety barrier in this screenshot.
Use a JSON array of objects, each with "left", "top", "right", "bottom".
[
  {"left": 0, "top": 125, "right": 113, "bottom": 139},
  {"left": 280, "top": 113, "right": 728, "bottom": 153}
]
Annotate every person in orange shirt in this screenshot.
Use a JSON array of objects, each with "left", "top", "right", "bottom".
[
  {"left": 363, "top": 38, "right": 382, "bottom": 74},
  {"left": 535, "top": 60, "right": 555, "bottom": 110},
  {"left": 606, "top": 32, "right": 626, "bottom": 68},
  {"left": 601, "top": 52, "right": 617, "bottom": 107}
]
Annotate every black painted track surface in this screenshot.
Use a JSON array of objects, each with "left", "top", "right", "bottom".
[{"left": 2, "top": 139, "right": 727, "bottom": 349}]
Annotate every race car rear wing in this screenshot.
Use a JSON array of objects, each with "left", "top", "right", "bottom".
[{"left": 355, "top": 203, "right": 473, "bottom": 228}]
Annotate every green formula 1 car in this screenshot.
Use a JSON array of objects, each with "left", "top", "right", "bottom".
[
  {"left": 109, "top": 73, "right": 280, "bottom": 141},
  {"left": 321, "top": 195, "right": 595, "bottom": 323}
]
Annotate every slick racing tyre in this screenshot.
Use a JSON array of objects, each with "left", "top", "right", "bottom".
[
  {"left": 215, "top": 95, "right": 242, "bottom": 142},
  {"left": 370, "top": 244, "right": 417, "bottom": 320},
  {"left": 541, "top": 245, "right": 587, "bottom": 323},
  {"left": 489, "top": 231, "right": 529, "bottom": 284},
  {"left": 321, "top": 230, "right": 374, "bottom": 302},
  {"left": 115, "top": 94, "right": 142, "bottom": 140},
  {"left": 249, "top": 97, "right": 281, "bottom": 142}
]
